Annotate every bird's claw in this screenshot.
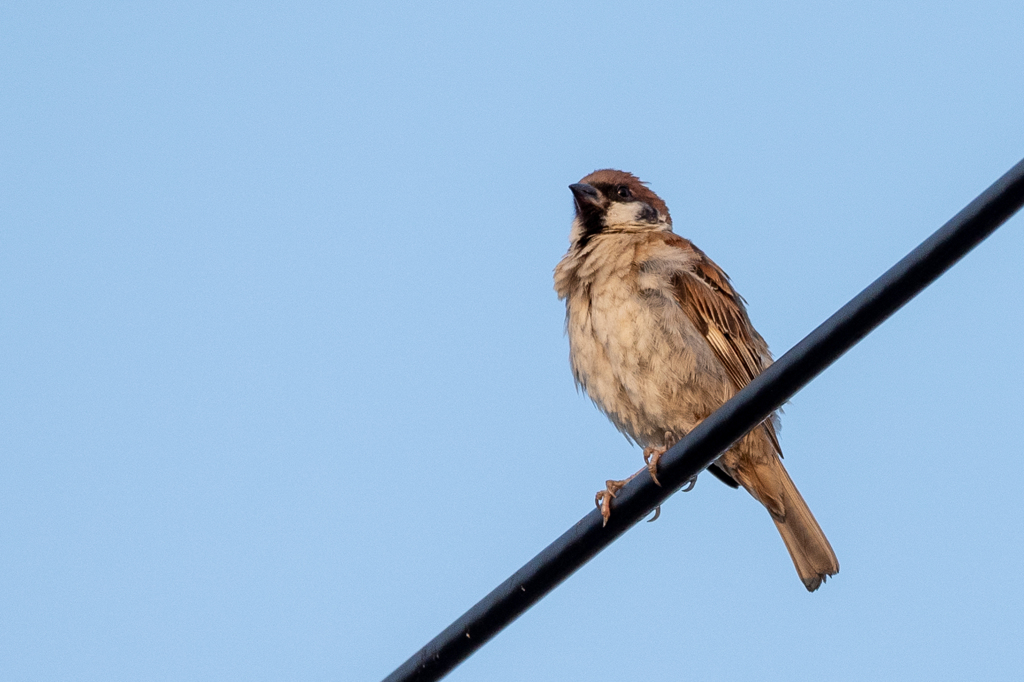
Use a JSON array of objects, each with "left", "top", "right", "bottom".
[
  {"left": 643, "top": 445, "right": 666, "bottom": 487},
  {"left": 595, "top": 478, "right": 629, "bottom": 527}
]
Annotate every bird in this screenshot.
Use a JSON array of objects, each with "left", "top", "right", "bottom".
[{"left": 553, "top": 169, "right": 839, "bottom": 591}]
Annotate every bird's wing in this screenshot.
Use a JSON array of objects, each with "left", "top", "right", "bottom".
[{"left": 662, "top": 234, "right": 782, "bottom": 455}]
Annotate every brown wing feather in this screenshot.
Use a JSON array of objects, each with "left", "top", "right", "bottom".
[{"left": 664, "top": 236, "right": 783, "bottom": 455}]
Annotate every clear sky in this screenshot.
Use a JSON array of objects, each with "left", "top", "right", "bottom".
[{"left": 3, "top": 2, "right": 1023, "bottom": 681}]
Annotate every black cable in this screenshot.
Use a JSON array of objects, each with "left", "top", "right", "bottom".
[{"left": 382, "top": 157, "right": 1024, "bottom": 682}]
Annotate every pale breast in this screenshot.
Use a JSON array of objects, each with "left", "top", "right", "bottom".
[{"left": 561, "top": 235, "right": 735, "bottom": 448}]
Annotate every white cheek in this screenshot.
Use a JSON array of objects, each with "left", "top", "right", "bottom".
[{"left": 604, "top": 202, "right": 652, "bottom": 227}]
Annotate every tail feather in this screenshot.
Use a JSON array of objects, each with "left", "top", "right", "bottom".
[{"left": 731, "top": 455, "right": 839, "bottom": 591}]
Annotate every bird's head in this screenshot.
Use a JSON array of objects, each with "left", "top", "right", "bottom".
[{"left": 568, "top": 169, "right": 672, "bottom": 248}]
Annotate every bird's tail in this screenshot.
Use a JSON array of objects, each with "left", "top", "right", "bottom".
[{"left": 731, "top": 454, "right": 839, "bottom": 591}]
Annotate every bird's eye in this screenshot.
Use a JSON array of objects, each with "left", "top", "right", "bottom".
[{"left": 616, "top": 186, "right": 632, "bottom": 199}]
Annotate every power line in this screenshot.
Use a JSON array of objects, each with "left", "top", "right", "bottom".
[{"left": 381, "top": 157, "right": 1024, "bottom": 682}]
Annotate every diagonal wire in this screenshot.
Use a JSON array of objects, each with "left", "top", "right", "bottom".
[{"left": 382, "top": 157, "right": 1024, "bottom": 682}]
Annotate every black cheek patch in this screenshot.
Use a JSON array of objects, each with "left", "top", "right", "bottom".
[{"left": 638, "top": 203, "right": 658, "bottom": 223}]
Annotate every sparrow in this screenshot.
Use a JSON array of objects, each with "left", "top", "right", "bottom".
[{"left": 554, "top": 169, "right": 839, "bottom": 591}]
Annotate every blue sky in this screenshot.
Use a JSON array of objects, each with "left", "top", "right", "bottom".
[{"left": 2, "top": 2, "right": 1023, "bottom": 681}]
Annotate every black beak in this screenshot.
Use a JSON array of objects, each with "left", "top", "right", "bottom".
[
  {"left": 569, "top": 182, "right": 599, "bottom": 204},
  {"left": 569, "top": 183, "right": 601, "bottom": 217}
]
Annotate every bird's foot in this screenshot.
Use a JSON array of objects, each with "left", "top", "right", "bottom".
[
  {"left": 643, "top": 444, "right": 667, "bottom": 486},
  {"left": 594, "top": 474, "right": 637, "bottom": 527},
  {"left": 644, "top": 434, "right": 697, "bottom": 493}
]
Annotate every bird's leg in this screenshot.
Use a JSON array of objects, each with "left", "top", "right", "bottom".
[
  {"left": 643, "top": 431, "right": 678, "bottom": 486},
  {"left": 644, "top": 432, "right": 698, "bottom": 491},
  {"left": 643, "top": 445, "right": 666, "bottom": 486}
]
